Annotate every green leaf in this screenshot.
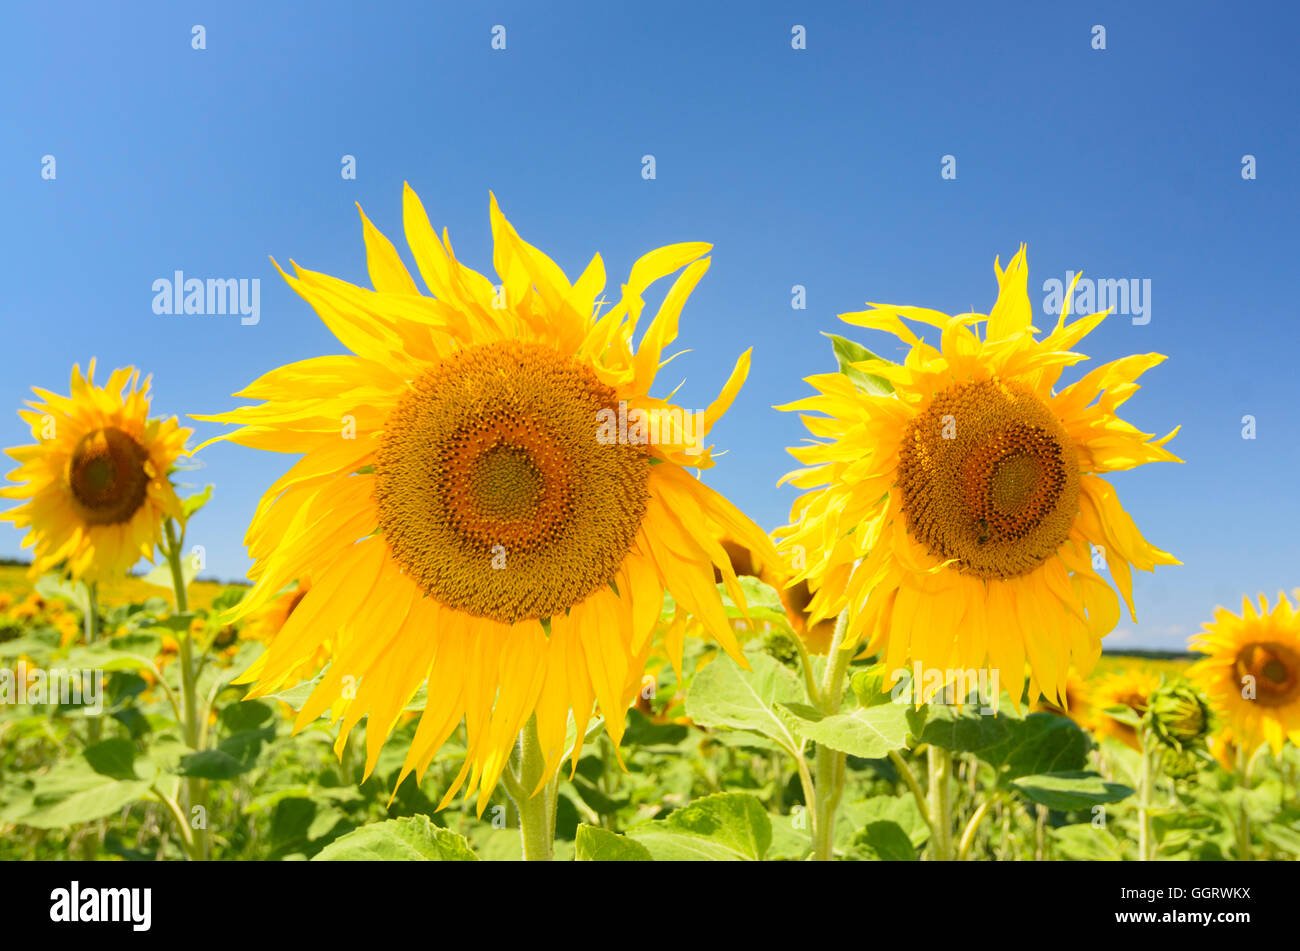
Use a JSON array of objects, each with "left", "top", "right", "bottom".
[
  {"left": 823, "top": 332, "right": 895, "bottom": 395},
  {"left": 220, "top": 699, "right": 274, "bottom": 733},
  {"left": 574, "top": 825, "right": 653, "bottom": 861},
  {"left": 777, "top": 701, "right": 912, "bottom": 759},
  {"left": 850, "top": 666, "right": 895, "bottom": 707},
  {"left": 140, "top": 554, "right": 197, "bottom": 591},
  {"left": 906, "top": 703, "right": 1020, "bottom": 754},
  {"left": 628, "top": 793, "right": 772, "bottom": 861},
  {"left": 312, "top": 816, "right": 479, "bottom": 861},
  {"left": 1049, "top": 823, "right": 1124, "bottom": 860},
  {"left": 1101, "top": 704, "right": 1143, "bottom": 728},
  {"left": 181, "top": 484, "right": 214, "bottom": 523},
  {"left": 34, "top": 575, "right": 90, "bottom": 614},
  {"left": 850, "top": 820, "right": 916, "bottom": 860},
  {"left": 1, "top": 759, "right": 149, "bottom": 829},
  {"left": 981, "top": 713, "right": 1089, "bottom": 782},
  {"left": 684, "top": 652, "right": 806, "bottom": 754},
  {"left": 84, "top": 739, "right": 138, "bottom": 781},
  {"left": 1011, "top": 771, "right": 1134, "bottom": 811},
  {"left": 176, "top": 726, "right": 273, "bottom": 779},
  {"left": 717, "top": 576, "right": 790, "bottom": 626}
]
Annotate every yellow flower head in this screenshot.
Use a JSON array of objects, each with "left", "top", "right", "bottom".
[
  {"left": 195, "top": 187, "right": 775, "bottom": 812},
  {"left": 776, "top": 247, "right": 1180, "bottom": 707},
  {"left": 1088, "top": 666, "right": 1162, "bottom": 751},
  {"left": 1032, "top": 665, "right": 1093, "bottom": 729},
  {"left": 1188, "top": 591, "right": 1300, "bottom": 757},
  {"left": 2, "top": 362, "right": 190, "bottom": 582}
]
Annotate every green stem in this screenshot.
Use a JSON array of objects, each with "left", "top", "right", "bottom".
[
  {"left": 1235, "top": 744, "right": 1253, "bottom": 861},
  {"left": 888, "top": 748, "right": 934, "bottom": 837},
  {"left": 82, "top": 581, "right": 102, "bottom": 745},
  {"left": 505, "top": 715, "right": 557, "bottom": 861},
  {"left": 810, "top": 609, "right": 852, "bottom": 861},
  {"left": 956, "top": 795, "right": 993, "bottom": 860},
  {"left": 164, "top": 519, "right": 208, "bottom": 861},
  {"left": 927, "top": 745, "right": 954, "bottom": 860},
  {"left": 1137, "top": 728, "right": 1156, "bottom": 862}
]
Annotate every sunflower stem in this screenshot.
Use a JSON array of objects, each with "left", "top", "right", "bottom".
[
  {"left": 164, "top": 518, "right": 207, "bottom": 861},
  {"left": 82, "top": 581, "right": 102, "bottom": 745},
  {"left": 927, "top": 745, "right": 954, "bottom": 860},
  {"left": 510, "top": 715, "right": 556, "bottom": 861},
  {"left": 1234, "top": 743, "right": 1253, "bottom": 861},
  {"left": 811, "top": 609, "right": 851, "bottom": 861},
  {"left": 1136, "top": 723, "right": 1157, "bottom": 862}
]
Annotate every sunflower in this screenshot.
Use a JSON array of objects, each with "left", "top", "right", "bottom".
[
  {"left": 1, "top": 362, "right": 190, "bottom": 582},
  {"left": 1033, "top": 665, "right": 1093, "bottom": 728},
  {"left": 194, "top": 187, "right": 776, "bottom": 812},
  {"left": 1188, "top": 591, "right": 1300, "bottom": 757},
  {"left": 1088, "top": 666, "right": 1162, "bottom": 751},
  {"left": 775, "top": 247, "right": 1180, "bottom": 707}
]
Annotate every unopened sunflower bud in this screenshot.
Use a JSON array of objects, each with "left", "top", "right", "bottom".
[
  {"left": 1148, "top": 680, "right": 1212, "bottom": 752},
  {"left": 762, "top": 628, "right": 802, "bottom": 670}
]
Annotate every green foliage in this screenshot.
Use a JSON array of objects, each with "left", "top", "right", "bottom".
[{"left": 313, "top": 816, "right": 478, "bottom": 861}]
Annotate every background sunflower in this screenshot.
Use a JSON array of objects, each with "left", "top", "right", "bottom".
[
  {"left": 1189, "top": 591, "right": 1300, "bottom": 757},
  {"left": 1, "top": 361, "right": 190, "bottom": 582}
]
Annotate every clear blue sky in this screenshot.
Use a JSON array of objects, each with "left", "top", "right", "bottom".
[{"left": 3, "top": 2, "right": 1297, "bottom": 650}]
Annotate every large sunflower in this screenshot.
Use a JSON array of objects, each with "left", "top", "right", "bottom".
[
  {"left": 2, "top": 362, "right": 189, "bottom": 582},
  {"left": 1188, "top": 591, "right": 1300, "bottom": 757},
  {"left": 776, "top": 247, "right": 1180, "bottom": 706},
  {"left": 195, "top": 187, "right": 776, "bottom": 812}
]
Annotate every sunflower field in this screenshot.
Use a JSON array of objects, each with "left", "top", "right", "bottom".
[
  {"left": 3, "top": 555, "right": 1298, "bottom": 863},
  {"left": 3, "top": 9, "right": 1298, "bottom": 887},
  {"left": 1, "top": 199, "right": 1298, "bottom": 868}
]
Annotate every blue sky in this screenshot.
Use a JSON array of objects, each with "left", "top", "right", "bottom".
[{"left": 3, "top": 1, "right": 1297, "bottom": 650}]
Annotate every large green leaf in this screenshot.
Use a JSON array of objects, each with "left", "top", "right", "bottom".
[
  {"left": 83, "top": 739, "right": 139, "bottom": 782},
  {"left": 1012, "top": 771, "right": 1134, "bottom": 811},
  {"left": 981, "top": 713, "right": 1089, "bottom": 781},
  {"left": 312, "top": 816, "right": 478, "bottom": 861},
  {"left": 906, "top": 703, "right": 1020, "bottom": 754},
  {"left": 1049, "top": 823, "right": 1124, "bottom": 860},
  {"left": 849, "top": 820, "right": 916, "bottom": 860},
  {"left": 176, "top": 725, "right": 274, "bottom": 779},
  {"left": 684, "top": 653, "right": 805, "bottom": 755},
  {"left": 628, "top": 793, "right": 772, "bottom": 861},
  {"left": 778, "top": 701, "right": 912, "bottom": 759},
  {"left": 574, "top": 825, "right": 653, "bottom": 861},
  {"left": 1, "top": 759, "right": 149, "bottom": 829}
]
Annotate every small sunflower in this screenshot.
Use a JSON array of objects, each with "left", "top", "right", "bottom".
[
  {"left": 776, "top": 247, "right": 1180, "bottom": 705},
  {"left": 1188, "top": 591, "right": 1300, "bottom": 757},
  {"left": 1033, "top": 666, "right": 1092, "bottom": 729},
  {"left": 1088, "top": 666, "right": 1162, "bottom": 751},
  {"left": 1, "top": 362, "right": 190, "bottom": 582},
  {"left": 195, "top": 187, "right": 776, "bottom": 812}
]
